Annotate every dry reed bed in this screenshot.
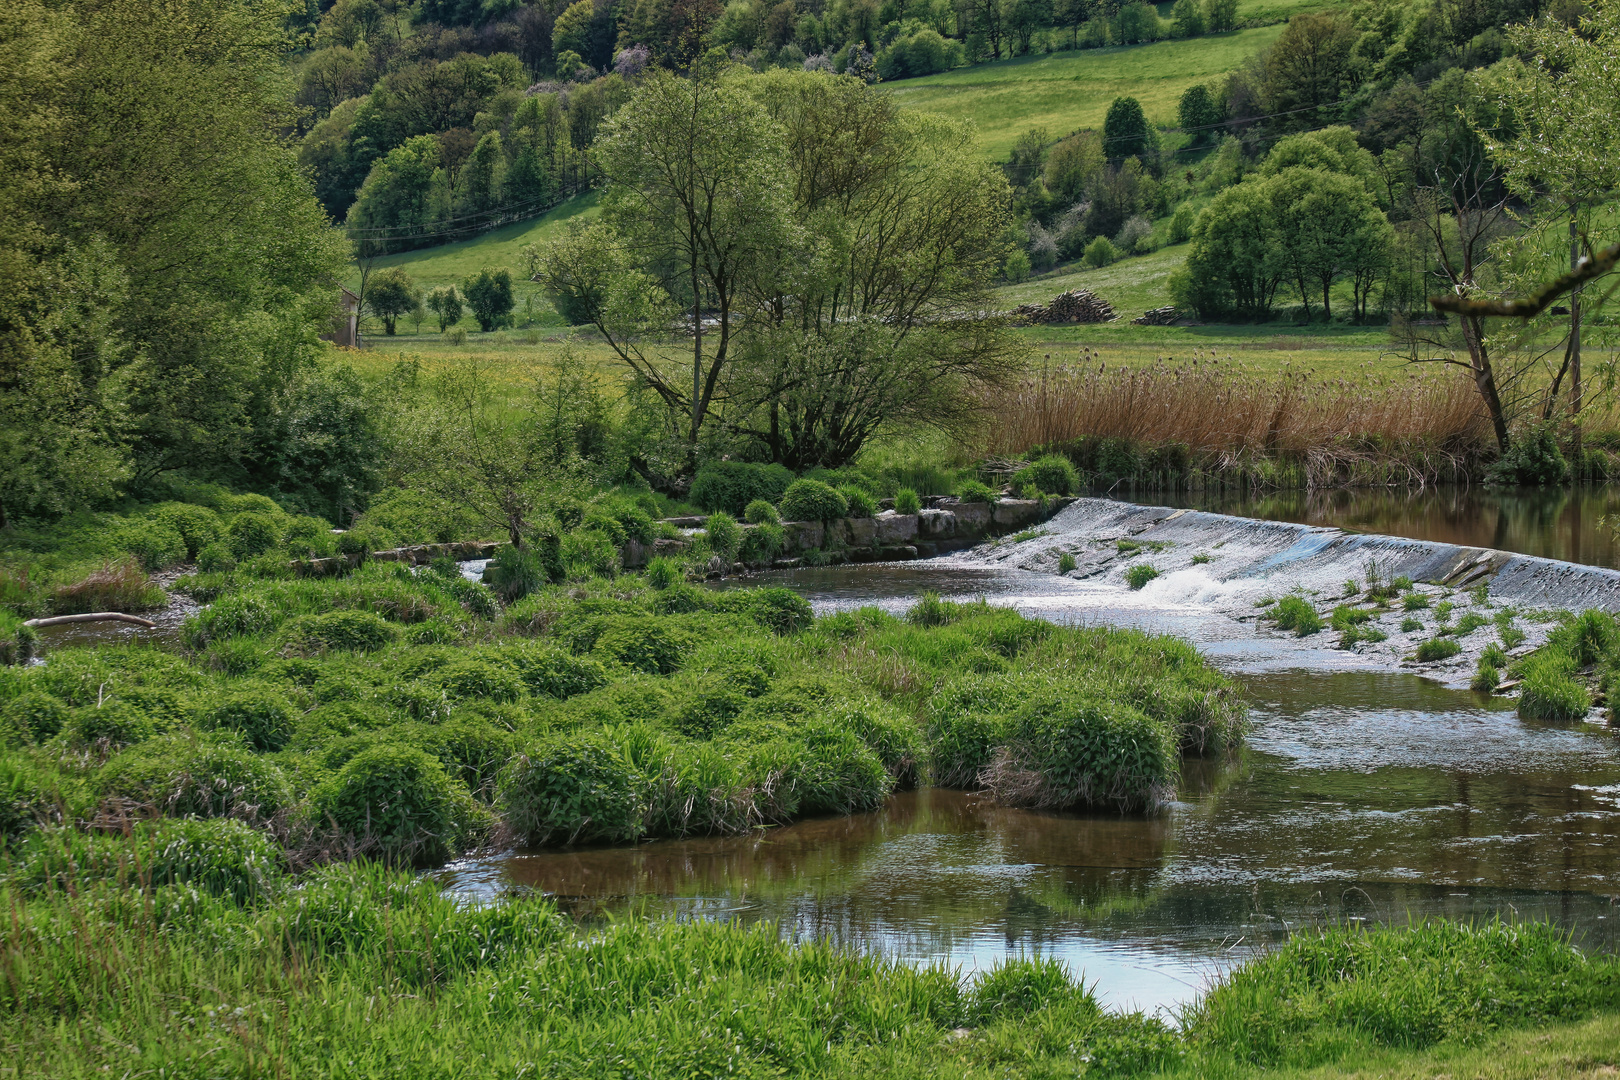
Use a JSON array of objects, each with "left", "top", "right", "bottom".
[{"left": 979, "top": 349, "right": 1496, "bottom": 485}]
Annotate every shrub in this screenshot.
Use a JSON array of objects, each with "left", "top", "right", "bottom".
[
  {"left": 486, "top": 543, "right": 560, "bottom": 602},
  {"left": 120, "top": 521, "right": 188, "bottom": 570},
  {"left": 689, "top": 461, "right": 796, "bottom": 516},
  {"left": 134, "top": 818, "right": 285, "bottom": 903},
  {"left": 987, "top": 683, "right": 1177, "bottom": 811},
  {"left": 53, "top": 558, "right": 168, "bottom": 614},
  {"left": 739, "top": 522, "right": 784, "bottom": 565},
  {"left": 98, "top": 734, "right": 293, "bottom": 820},
  {"left": 196, "top": 542, "right": 236, "bottom": 573},
  {"left": 1490, "top": 422, "right": 1570, "bottom": 486},
  {"left": 410, "top": 717, "right": 516, "bottom": 801},
  {"left": 5, "top": 692, "right": 68, "bottom": 742},
  {"left": 282, "top": 515, "right": 338, "bottom": 558},
  {"left": 779, "top": 479, "right": 847, "bottom": 522},
  {"left": 1472, "top": 663, "right": 1500, "bottom": 692},
  {"left": 197, "top": 688, "right": 296, "bottom": 752},
  {"left": 1027, "top": 454, "right": 1080, "bottom": 496},
  {"left": 956, "top": 480, "right": 997, "bottom": 503},
  {"left": 894, "top": 487, "right": 922, "bottom": 515},
  {"left": 1083, "top": 235, "right": 1118, "bottom": 268},
  {"left": 311, "top": 745, "right": 470, "bottom": 865},
  {"left": 431, "top": 660, "right": 525, "bottom": 704},
  {"left": 499, "top": 730, "right": 641, "bottom": 846},
  {"left": 226, "top": 513, "right": 281, "bottom": 559},
  {"left": 1401, "top": 616, "right": 1424, "bottom": 633},
  {"left": 1548, "top": 609, "right": 1619, "bottom": 666},
  {"left": 151, "top": 503, "right": 225, "bottom": 558},
  {"left": 63, "top": 702, "right": 157, "bottom": 748},
  {"left": 742, "top": 726, "right": 892, "bottom": 819},
  {"left": 840, "top": 487, "right": 877, "bottom": 518},
  {"left": 1403, "top": 592, "right": 1429, "bottom": 611},
  {"left": 281, "top": 610, "right": 397, "bottom": 654},
  {"left": 643, "top": 556, "right": 683, "bottom": 589},
  {"left": 704, "top": 512, "right": 741, "bottom": 561},
  {"left": 335, "top": 524, "right": 395, "bottom": 558},
  {"left": 970, "top": 956, "right": 1091, "bottom": 1021},
  {"left": 1415, "top": 637, "right": 1462, "bottom": 662},
  {"left": 743, "top": 499, "right": 781, "bottom": 525},
  {"left": 1270, "top": 596, "right": 1321, "bottom": 636},
  {"left": 589, "top": 616, "right": 692, "bottom": 675},
  {"left": 1518, "top": 652, "right": 1589, "bottom": 720},
  {"left": 1058, "top": 552, "right": 1077, "bottom": 574},
  {"left": 0, "top": 612, "right": 37, "bottom": 667},
  {"left": 1455, "top": 612, "right": 1488, "bottom": 635},
  {"left": 1481, "top": 642, "right": 1509, "bottom": 669},
  {"left": 1124, "top": 563, "right": 1159, "bottom": 590}
]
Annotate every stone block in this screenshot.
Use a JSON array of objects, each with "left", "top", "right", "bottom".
[
  {"left": 993, "top": 499, "right": 1043, "bottom": 529},
  {"left": 874, "top": 512, "right": 918, "bottom": 544},
  {"left": 917, "top": 509, "right": 957, "bottom": 538}
]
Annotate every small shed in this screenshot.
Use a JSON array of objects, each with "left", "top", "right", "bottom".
[{"left": 322, "top": 287, "right": 362, "bottom": 348}]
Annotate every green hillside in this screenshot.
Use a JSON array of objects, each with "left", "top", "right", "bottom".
[
  {"left": 346, "top": 191, "right": 600, "bottom": 295},
  {"left": 886, "top": 23, "right": 1287, "bottom": 160}
]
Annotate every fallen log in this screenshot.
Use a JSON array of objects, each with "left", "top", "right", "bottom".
[{"left": 23, "top": 612, "right": 157, "bottom": 629}]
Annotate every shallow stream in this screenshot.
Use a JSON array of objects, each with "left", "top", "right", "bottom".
[{"left": 441, "top": 562, "right": 1620, "bottom": 1018}]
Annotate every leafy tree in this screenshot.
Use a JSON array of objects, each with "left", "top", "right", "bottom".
[
  {"left": 532, "top": 64, "right": 793, "bottom": 453},
  {"left": 553, "top": 1, "right": 596, "bottom": 61},
  {"left": 348, "top": 136, "right": 452, "bottom": 254},
  {"left": 1102, "top": 96, "right": 1152, "bottom": 159},
  {"left": 1174, "top": 182, "right": 1281, "bottom": 318},
  {"left": 1203, "top": 0, "right": 1238, "bottom": 32},
  {"left": 1171, "top": 0, "right": 1205, "bottom": 36},
  {"left": 463, "top": 269, "right": 516, "bottom": 332},
  {"left": 1178, "top": 84, "right": 1222, "bottom": 145},
  {"left": 457, "top": 133, "right": 506, "bottom": 217},
  {"left": 426, "top": 285, "right": 465, "bottom": 331},
  {"left": 1263, "top": 12, "right": 1357, "bottom": 127},
  {"left": 1264, "top": 167, "right": 1391, "bottom": 321},
  {"left": 366, "top": 268, "right": 422, "bottom": 335}
]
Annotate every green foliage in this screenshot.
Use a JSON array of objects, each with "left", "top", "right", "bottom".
[
  {"left": 840, "top": 487, "right": 877, "bottom": 518},
  {"left": 281, "top": 610, "right": 397, "bottom": 654},
  {"left": 704, "top": 512, "right": 741, "bottom": 561},
  {"left": 1083, "top": 235, "right": 1119, "bottom": 268},
  {"left": 1124, "top": 563, "right": 1159, "bottom": 590},
  {"left": 1058, "top": 552, "right": 1077, "bottom": 574},
  {"left": 587, "top": 616, "right": 693, "bottom": 675},
  {"left": 500, "top": 730, "right": 641, "bottom": 846},
  {"left": 5, "top": 692, "right": 68, "bottom": 742},
  {"left": 487, "top": 542, "right": 561, "bottom": 602},
  {"left": 956, "top": 480, "right": 997, "bottom": 504},
  {"left": 98, "top": 734, "right": 293, "bottom": 820},
  {"left": 1518, "top": 651, "right": 1589, "bottom": 720},
  {"left": 1401, "top": 616, "right": 1424, "bottom": 633},
  {"left": 1270, "top": 595, "right": 1322, "bottom": 636},
  {"left": 739, "top": 521, "right": 784, "bottom": 564},
  {"left": 195, "top": 541, "right": 236, "bottom": 573},
  {"left": 197, "top": 688, "right": 295, "bottom": 752},
  {"left": 1102, "top": 96, "right": 1151, "bottom": 158},
  {"left": 1025, "top": 454, "right": 1080, "bottom": 496},
  {"left": 311, "top": 745, "right": 471, "bottom": 865},
  {"left": 992, "top": 681, "right": 1177, "bottom": 811},
  {"left": 16, "top": 818, "right": 283, "bottom": 905},
  {"left": 462, "top": 268, "right": 515, "bottom": 331},
  {"left": 1472, "top": 663, "right": 1500, "bottom": 692},
  {"left": 1415, "top": 637, "right": 1462, "bottom": 662},
  {"left": 893, "top": 487, "right": 922, "bottom": 515},
  {"left": 119, "top": 520, "right": 187, "bottom": 571},
  {"left": 365, "top": 266, "right": 422, "bottom": 335},
  {"left": 1491, "top": 423, "right": 1572, "bottom": 486},
  {"left": 644, "top": 556, "right": 683, "bottom": 589},
  {"left": 226, "top": 513, "right": 281, "bottom": 559},
  {"left": 1189, "top": 920, "right": 1620, "bottom": 1068},
  {"left": 691, "top": 461, "right": 796, "bottom": 516},
  {"left": 742, "top": 498, "right": 781, "bottom": 525},
  {"left": 1403, "top": 592, "right": 1429, "bottom": 611},
  {"left": 780, "top": 478, "right": 848, "bottom": 522}
]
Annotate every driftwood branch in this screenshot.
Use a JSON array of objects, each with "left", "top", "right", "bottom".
[
  {"left": 23, "top": 612, "right": 157, "bottom": 629},
  {"left": 1428, "top": 239, "right": 1620, "bottom": 318}
]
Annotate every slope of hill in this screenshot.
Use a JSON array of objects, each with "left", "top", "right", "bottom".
[{"left": 885, "top": 23, "right": 1287, "bottom": 160}]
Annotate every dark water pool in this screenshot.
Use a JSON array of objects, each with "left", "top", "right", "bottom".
[
  {"left": 442, "top": 563, "right": 1620, "bottom": 1017},
  {"left": 1142, "top": 485, "right": 1620, "bottom": 569}
]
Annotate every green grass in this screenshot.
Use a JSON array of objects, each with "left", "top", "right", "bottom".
[{"left": 886, "top": 25, "right": 1288, "bottom": 161}]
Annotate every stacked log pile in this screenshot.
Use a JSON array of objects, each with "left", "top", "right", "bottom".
[
  {"left": 1009, "top": 290, "right": 1116, "bottom": 324},
  {"left": 1132, "top": 306, "right": 1180, "bottom": 326}
]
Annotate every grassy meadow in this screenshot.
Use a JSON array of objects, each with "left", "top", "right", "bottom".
[{"left": 885, "top": 24, "right": 1288, "bottom": 160}]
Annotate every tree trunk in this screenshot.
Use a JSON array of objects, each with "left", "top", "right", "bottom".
[
  {"left": 1462, "top": 314, "right": 1510, "bottom": 452},
  {"left": 691, "top": 257, "right": 702, "bottom": 447},
  {"left": 1570, "top": 212, "right": 1584, "bottom": 470}
]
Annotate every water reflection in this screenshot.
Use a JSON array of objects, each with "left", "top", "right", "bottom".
[
  {"left": 1146, "top": 485, "right": 1620, "bottom": 569},
  {"left": 444, "top": 670, "right": 1620, "bottom": 1017}
]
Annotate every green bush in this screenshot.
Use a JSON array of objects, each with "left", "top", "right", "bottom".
[
  {"left": 956, "top": 480, "right": 997, "bottom": 503},
  {"left": 1027, "top": 454, "right": 1080, "bottom": 496},
  {"left": 1415, "top": 637, "right": 1462, "bottom": 662},
  {"left": 1548, "top": 609, "right": 1618, "bottom": 666},
  {"left": 62, "top": 702, "right": 157, "bottom": 748},
  {"left": 282, "top": 515, "right": 338, "bottom": 558},
  {"left": 499, "top": 730, "right": 641, "bottom": 846},
  {"left": 644, "top": 556, "right": 682, "bottom": 589},
  {"left": 1403, "top": 592, "right": 1429, "bottom": 611},
  {"left": 197, "top": 688, "right": 296, "bottom": 752},
  {"left": 739, "top": 522, "right": 784, "bottom": 565},
  {"left": 196, "top": 541, "right": 236, "bottom": 573},
  {"left": 226, "top": 513, "right": 282, "bottom": 559},
  {"left": 311, "top": 745, "right": 471, "bottom": 865},
  {"left": 1401, "top": 616, "right": 1424, "bottom": 633},
  {"left": 1518, "top": 652, "right": 1589, "bottom": 720},
  {"left": 431, "top": 660, "right": 525, "bottom": 704},
  {"left": 14, "top": 817, "right": 284, "bottom": 905},
  {"left": 1270, "top": 596, "right": 1322, "bottom": 636},
  {"left": 704, "top": 512, "right": 741, "bottom": 560},
  {"left": 740, "top": 725, "right": 892, "bottom": 820},
  {"left": 779, "top": 479, "right": 848, "bottom": 522},
  {"left": 1489, "top": 422, "right": 1570, "bottom": 486},
  {"left": 335, "top": 524, "right": 395, "bottom": 558},
  {"left": 743, "top": 499, "right": 781, "bottom": 525},
  {"left": 1481, "top": 642, "right": 1509, "bottom": 669},
  {"left": 1124, "top": 564, "right": 1159, "bottom": 590},
  {"left": 1471, "top": 663, "right": 1500, "bottom": 692},
  {"left": 989, "top": 683, "right": 1177, "bottom": 811},
  {"left": 151, "top": 502, "right": 225, "bottom": 558},
  {"left": 0, "top": 612, "right": 35, "bottom": 668},
  {"left": 1084, "top": 235, "right": 1119, "bottom": 268},
  {"left": 120, "top": 521, "right": 188, "bottom": 570},
  {"left": 412, "top": 717, "right": 517, "bottom": 800},
  {"left": 0, "top": 757, "right": 63, "bottom": 847},
  {"left": 894, "top": 487, "right": 922, "bottom": 515},
  {"left": 970, "top": 956, "right": 1091, "bottom": 1021},
  {"left": 840, "top": 487, "right": 877, "bottom": 518},
  {"left": 486, "top": 542, "right": 560, "bottom": 602},
  {"left": 281, "top": 610, "right": 397, "bottom": 654},
  {"left": 98, "top": 734, "right": 293, "bottom": 819},
  {"left": 1189, "top": 920, "right": 1620, "bottom": 1067},
  {"left": 561, "top": 529, "right": 620, "bottom": 578},
  {"left": 689, "top": 461, "right": 796, "bottom": 516},
  {"left": 588, "top": 616, "right": 693, "bottom": 675},
  {"left": 4, "top": 692, "right": 67, "bottom": 742}
]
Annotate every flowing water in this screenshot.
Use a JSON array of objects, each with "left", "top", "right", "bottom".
[{"left": 442, "top": 560, "right": 1620, "bottom": 1018}]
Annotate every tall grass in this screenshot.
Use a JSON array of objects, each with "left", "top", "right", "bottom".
[{"left": 979, "top": 352, "right": 1493, "bottom": 487}]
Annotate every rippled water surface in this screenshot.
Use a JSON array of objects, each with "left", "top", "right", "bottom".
[{"left": 444, "top": 562, "right": 1620, "bottom": 1017}]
